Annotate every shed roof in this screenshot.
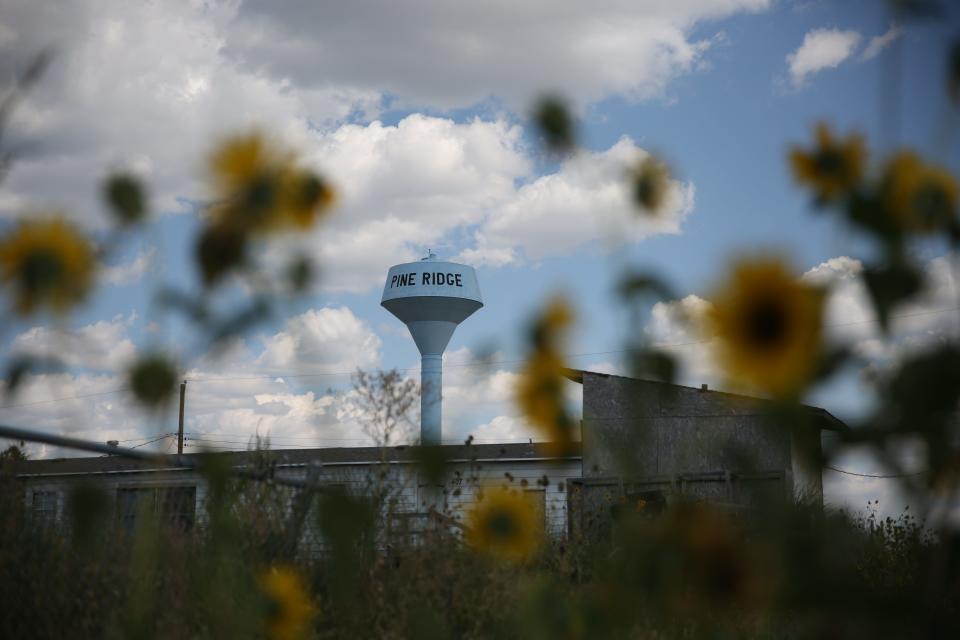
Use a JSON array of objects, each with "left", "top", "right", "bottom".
[
  {"left": 563, "top": 368, "right": 847, "bottom": 431},
  {"left": 12, "top": 441, "right": 582, "bottom": 478}
]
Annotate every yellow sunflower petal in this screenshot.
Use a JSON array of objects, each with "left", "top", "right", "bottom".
[
  {"left": 708, "top": 258, "right": 824, "bottom": 398},
  {"left": 465, "top": 486, "right": 544, "bottom": 563},
  {"left": 0, "top": 217, "right": 95, "bottom": 315}
]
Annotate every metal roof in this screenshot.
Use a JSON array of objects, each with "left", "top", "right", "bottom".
[
  {"left": 11, "top": 442, "right": 582, "bottom": 478},
  {"left": 562, "top": 368, "right": 848, "bottom": 431}
]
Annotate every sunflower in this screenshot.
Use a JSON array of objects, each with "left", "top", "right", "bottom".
[
  {"left": 0, "top": 217, "right": 95, "bottom": 315},
  {"left": 465, "top": 486, "right": 543, "bottom": 563},
  {"left": 277, "top": 169, "right": 336, "bottom": 230},
  {"left": 515, "top": 297, "right": 578, "bottom": 454},
  {"left": 631, "top": 155, "right": 671, "bottom": 214},
  {"left": 259, "top": 565, "right": 316, "bottom": 640},
  {"left": 208, "top": 131, "right": 334, "bottom": 233},
  {"left": 708, "top": 258, "right": 824, "bottom": 398},
  {"left": 881, "top": 150, "right": 958, "bottom": 234},
  {"left": 127, "top": 354, "right": 178, "bottom": 411},
  {"left": 638, "top": 503, "right": 772, "bottom": 612},
  {"left": 789, "top": 123, "right": 866, "bottom": 202}
]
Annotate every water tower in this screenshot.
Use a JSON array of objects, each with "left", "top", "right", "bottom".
[{"left": 381, "top": 253, "right": 482, "bottom": 445}]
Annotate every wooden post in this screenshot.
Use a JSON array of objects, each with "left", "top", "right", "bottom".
[{"left": 177, "top": 380, "right": 186, "bottom": 455}]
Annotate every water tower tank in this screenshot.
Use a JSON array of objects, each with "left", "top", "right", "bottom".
[{"left": 381, "top": 253, "right": 482, "bottom": 445}]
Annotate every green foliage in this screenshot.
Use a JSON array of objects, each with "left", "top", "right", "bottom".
[
  {"left": 127, "top": 353, "right": 178, "bottom": 410},
  {"left": 531, "top": 95, "right": 576, "bottom": 154},
  {"left": 102, "top": 174, "right": 148, "bottom": 226}
]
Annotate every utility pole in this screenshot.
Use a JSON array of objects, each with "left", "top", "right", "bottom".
[{"left": 177, "top": 380, "right": 186, "bottom": 455}]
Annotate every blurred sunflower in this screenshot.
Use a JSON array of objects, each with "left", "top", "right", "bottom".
[
  {"left": 881, "top": 150, "right": 958, "bottom": 234},
  {"left": 278, "top": 170, "right": 336, "bottom": 229},
  {"left": 789, "top": 123, "right": 866, "bottom": 202},
  {"left": 208, "top": 131, "right": 335, "bottom": 233},
  {"left": 466, "top": 487, "right": 543, "bottom": 563},
  {"left": 259, "top": 565, "right": 316, "bottom": 640},
  {"left": 127, "top": 354, "right": 178, "bottom": 411},
  {"left": 0, "top": 217, "right": 95, "bottom": 315},
  {"left": 708, "top": 258, "right": 824, "bottom": 397},
  {"left": 648, "top": 503, "right": 771, "bottom": 612},
  {"left": 631, "top": 155, "right": 671, "bottom": 214},
  {"left": 515, "top": 297, "right": 578, "bottom": 454}
]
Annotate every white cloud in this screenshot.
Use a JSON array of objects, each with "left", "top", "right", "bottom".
[
  {"left": 0, "top": 0, "right": 768, "bottom": 232},
  {"left": 102, "top": 247, "right": 156, "bottom": 286},
  {"left": 461, "top": 138, "right": 695, "bottom": 266},
  {"left": 226, "top": 0, "right": 771, "bottom": 111},
  {"left": 8, "top": 313, "right": 138, "bottom": 372},
  {"left": 645, "top": 293, "right": 718, "bottom": 386},
  {"left": 255, "top": 306, "right": 382, "bottom": 372},
  {"left": 286, "top": 115, "right": 530, "bottom": 292},
  {"left": 861, "top": 24, "right": 902, "bottom": 61},
  {"left": 786, "top": 27, "right": 861, "bottom": 88},
  {"left": 259, "top": 118, "right": 693, "bottom": 292},
  {"left": 0, "top": 0, "right": 379, "bottom": 226},
  {"left": 1, "top": 306, "right": 386, "bottom": 456}
]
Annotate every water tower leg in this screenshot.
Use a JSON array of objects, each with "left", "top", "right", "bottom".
[{"left": 420, "top": 354, "right": 442, "bottom": 445}]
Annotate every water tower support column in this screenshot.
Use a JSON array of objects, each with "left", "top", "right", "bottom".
[{"left": 421, "top": 354, "right": 442, "bottom": 445}]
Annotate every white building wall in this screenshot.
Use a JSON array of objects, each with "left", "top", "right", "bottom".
[{"left": 19, "top": 456, "right": 583, "bottom": 542}]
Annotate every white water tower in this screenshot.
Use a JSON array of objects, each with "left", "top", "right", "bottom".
[{"left": 381, "top": 253, "right": 483, "bottom": 445}]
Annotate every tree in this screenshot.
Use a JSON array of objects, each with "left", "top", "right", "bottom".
[{"left": 349, "top": 369, "right": 419, "bottom": 448}]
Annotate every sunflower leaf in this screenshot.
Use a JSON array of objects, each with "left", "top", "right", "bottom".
[
  {"left": 531, "top": 95, "right": 576, "bottom": 154},
  {"left": 628, "top": 348, "right": 676, "bottom": 384},
  {"left": 862, "top": 262, "right": 923, "bottom": 332},
  {"left": 3, "top": 354, "right": 65, "bottom": 395},
  {"left": 155, "top": 287, "right": 211, "bottom": 325},
  {"left": 617, "top": 272, "right": 675, "bottom": 302}
]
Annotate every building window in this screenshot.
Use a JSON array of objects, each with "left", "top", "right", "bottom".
[
  {"left": 117, "top": 485, "right": 196, "bottom": 533},
  {"left": 31, "top": 490, "right": 58, "bottom": 527}
]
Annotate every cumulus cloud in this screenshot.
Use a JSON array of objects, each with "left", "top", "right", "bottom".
[
  {"left": 259, "top": 119, "right": 692, "bottom": 292},
  {"left": 8, "top": 313, "right": 138, "bottom": 372},
  {"left": 102, "top": 247, "right": 156, "bottom": 286},
  {"left": 226, "top": 0, "right": 771, "bottom": 110},
  {"left": 786, "top": 27, "right": 861, "bottom": 88},
  {"left": 0, "top": 0, "right": 379, "bottom": 226},
  {"left": 255, "top": 306, "right": 382, "bottom": 372},
  {"left": 0, "top": 0, "right": 766, "bottom": 233},
  {"left": 460, "top": 138, "right": 695, "bottom": 265},
  {"left": 287, "top": 115, "right": 530, "bottom": 291},
  {"left": 0, "top": 305, "right": 386, "bottom": 456},
  {"left": 1, "top": 2, "right": 713, "bottom": 294},
  {"left": 861, "top": 24, "right": 902, "bottom": 61}
]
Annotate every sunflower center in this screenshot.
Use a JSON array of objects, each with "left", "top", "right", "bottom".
[
  {"left": 20, "top": 249, "right": 64, "bottom": 294},
  {"left": 240, "top": 175, "right": 278, "bottom": 226},
  {"left": 744, "top": 297, "right": 788, "bottom": 351},
  {"left": 487, "top": 508, "right": 518, "bottom": 541},
  {"left": 814, "top": 148, "right": 844, "bottom": 177},
  {"left": 911, "top": 183, "right": 952, "bottom": 228},
  {"left": 635, "top": 176, "right": 659, "bottom": 209},
  {"left": 296, "top": 175, "right": 322, "bottom": 209}
]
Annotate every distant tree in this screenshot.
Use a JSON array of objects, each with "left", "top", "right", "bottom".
[
  {"left": 0, "top": 442, "right": 27, "bottom": 463},
  {"left": 349, "top": 369, "right": 419, "bottom": 448}
]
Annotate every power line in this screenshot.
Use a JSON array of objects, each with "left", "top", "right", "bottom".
[
  {"left": 825, "top": 464, "right": 928, "bottom": 479},
  {"left": 128, "top": 433, "right": 175, "bottom": 450},
  {"left": 0, "top": 387, "right": 128, "bottom": 410}
]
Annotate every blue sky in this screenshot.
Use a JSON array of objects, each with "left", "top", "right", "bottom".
[{"left": 1, "top": 0, "right": 958, "bottom": 513}]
